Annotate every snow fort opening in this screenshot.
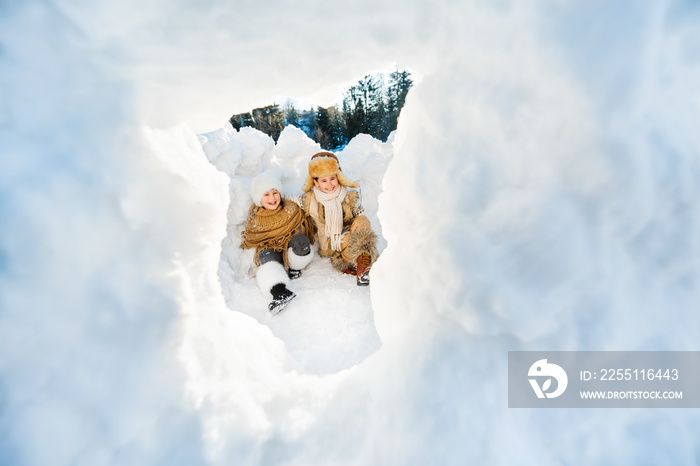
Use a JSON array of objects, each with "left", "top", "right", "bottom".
[{"left": 199, "top": 124, "right": 394, "bottom": 374}]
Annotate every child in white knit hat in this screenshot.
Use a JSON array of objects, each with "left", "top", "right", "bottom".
[
  {"left": 241, "top": 171, "right": 316, "bottom": 314},
  {"left": 301, "top": 152, "right": 378, "bottom": 286}
]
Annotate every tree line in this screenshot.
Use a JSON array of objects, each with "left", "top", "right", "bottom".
[{"left": 229, "top": 69, "right": 413, "bottom": 149}]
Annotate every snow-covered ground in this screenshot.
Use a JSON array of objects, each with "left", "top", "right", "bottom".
[{"left": 2, "top": 1, "right": 700, "bottom": 465}]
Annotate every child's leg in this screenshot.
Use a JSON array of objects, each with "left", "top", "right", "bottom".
[
  {"left": 340, "top": 215, "right": 375, "bottom": 263},
  {"left": 287, "top": 234, "right": 314, "bottom": 278},
  {"left": 258, "top": 249, "right": 283, "bottom": 265},
  {"left": 339, "top": 216, "right": 378, "bottom": 286},
  {"left": 256, "top": 249, "right": 295, "bottom": 314},
  {"left": 351, "top": 215, "right": 372, "bottom": 232},
  {"left": 288, "top": 233, "right": 311, "bottom": 257}
]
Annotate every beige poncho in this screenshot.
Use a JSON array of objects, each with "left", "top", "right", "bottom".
[{"left": 241, "top": 199, "right": 316, "bottom": 267}]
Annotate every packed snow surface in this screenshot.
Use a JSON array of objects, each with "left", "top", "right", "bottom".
[{"left": 2, "top": 1, "right": 700, "bottom": 465}]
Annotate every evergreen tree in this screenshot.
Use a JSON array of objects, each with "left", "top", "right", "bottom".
[
  {"left": 316, "top": 106, "right": 346, "bottom": 150},
  {"left": 386, "top": 69, "right": 413, "bottom": 133},
  {"left": 251, "top": 104, "right": 285, "bottom": 142},
  {"left": 229, "top": 112, "right": 254, "bottom": 131},
  {"left": 304, "top": 107, "right": 317, "bottom": 140},
  {"left": 343, "top": 93, "right": 365, "bottom": 142},
  {"left": 375, "top": 97, "right": 390, "bottom": 141},
  {"left": 342, "top": 74, "right": 391, "bottom": 141},
  {"left": 315, "top": 106, "right": 331, "bottom": 149},
  {"left": 283, "top": 100, "right": 300, "bottom": 128},
  {"left": 227, "top": 70, "right": 412, "bottom": 146}
]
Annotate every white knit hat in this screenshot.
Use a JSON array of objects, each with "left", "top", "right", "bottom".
[{"left": 250, "top": 171, "right": 284, "bottom": 206}]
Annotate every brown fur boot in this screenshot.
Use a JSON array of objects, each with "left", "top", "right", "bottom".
[
  {"left": 331, "top": 251, "right": 355, "bottom": 273},
  {"left": 345, "top": 228, "right": 378, "bottom": 264},
  {"left": 330, "top": 228, "right": 379, "bottom": 281}
]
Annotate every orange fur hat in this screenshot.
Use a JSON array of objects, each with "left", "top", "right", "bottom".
[{"left": 302, "top": 151, "right": 359, "bottom": 191}]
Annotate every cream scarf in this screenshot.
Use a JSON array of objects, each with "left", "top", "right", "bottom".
[{"left": 312, "top": 185, "right": 347, "bottom": 251}]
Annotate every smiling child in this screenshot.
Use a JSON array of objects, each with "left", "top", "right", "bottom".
[
  {"left": 241, "top": 171, "right": 316, "bottom": 314},
  {"left": 301, "top": 152, "right": 378, "bottom": 286}
]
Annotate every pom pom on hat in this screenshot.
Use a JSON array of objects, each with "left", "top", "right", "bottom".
[
  {"left": 301, "top": 151, "right": 359, "bottom": 192},
  {"left": 250, "top": 171, "right": 283, "bottom": 206}
]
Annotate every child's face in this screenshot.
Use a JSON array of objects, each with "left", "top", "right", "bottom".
[
  {"left": 261, "top": 189, "right": 281, "bottom": 210},
  {"left": 314, "top": 175, "right": 339, "bottom": 194}
]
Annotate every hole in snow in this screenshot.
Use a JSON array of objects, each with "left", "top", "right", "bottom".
[{"left": 200, "top": 124, "right": 394, "bottom": 374}]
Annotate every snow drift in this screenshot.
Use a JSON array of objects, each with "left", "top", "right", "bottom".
[{"left": 2, "top": 0, "right": 700, "bottom": 465}]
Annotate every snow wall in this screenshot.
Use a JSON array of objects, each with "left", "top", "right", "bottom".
[{"left": 2, "top": 1, "right": 700, "bottom": 465}]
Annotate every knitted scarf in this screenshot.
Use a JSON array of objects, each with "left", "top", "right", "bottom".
[
  {"left": 240, "top": 200, "right": 314, "bottom": 266},
  {"left": 312, "top": 185, "right": 347, "bottom": 251}
]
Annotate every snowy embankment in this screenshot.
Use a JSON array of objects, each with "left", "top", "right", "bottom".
[
  {"left": 3, "top": 1, "right": 700, "bottom": 465},
  {"left": 200, "top": 125, "right": 391, "bottom": 374}
]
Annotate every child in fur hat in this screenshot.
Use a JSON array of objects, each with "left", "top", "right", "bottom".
[
  {"left": 241, "top": 171, "right": 316, "bottom": 314},
  {"left": 301, "top": 151, "right": 378, "bottom": 286}
]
